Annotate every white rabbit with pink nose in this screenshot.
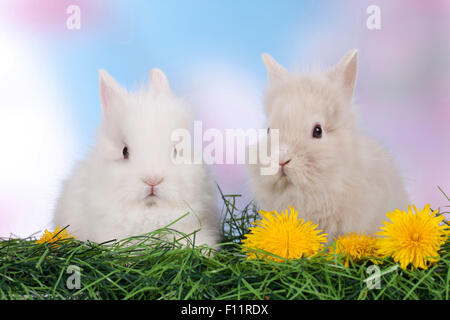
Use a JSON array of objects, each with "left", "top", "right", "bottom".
[
  {"left": 53, "top": 69, "right": 220, "bottom": 246},
  {"left": 248, "top": 50, "right": 409, "bottom": 239}
]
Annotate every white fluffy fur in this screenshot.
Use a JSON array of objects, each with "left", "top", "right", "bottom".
[
  {"left": 248, "top": 51, "right": 409, "bottom": 240},
  {"left": 53, "top": 69, "right": 220, "bottom": 246}
]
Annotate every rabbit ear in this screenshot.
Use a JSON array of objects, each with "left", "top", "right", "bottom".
[
  {"left": 99, "top": 70, "right": 126, "bottom": 116},
  {"left": 150, "top": 68, "right": 170, "bottom": 94},
  {"left": 262, "top": 53, "right": 289, "bottom": 85},
  {"left": 327, "top": 49, "right": 358, "bottom": 98}
]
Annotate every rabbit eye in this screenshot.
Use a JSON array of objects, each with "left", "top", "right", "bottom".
[
  {"left": 312, "top": 125, "right": 322, "bottom": 139},
  {"left": 122, "top": 146, "right": 129, "bottom": 159}
]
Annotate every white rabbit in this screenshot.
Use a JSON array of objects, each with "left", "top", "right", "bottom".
[
  {"left": 53, "top": 68, "right": 220, "bottom": 246},
  {"left": 248, "top": 50, "right": 409, "bottom": 240}
]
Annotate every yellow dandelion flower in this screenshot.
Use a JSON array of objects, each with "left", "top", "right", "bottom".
[
  {"left": 242, "top": 206, "right": 327, "bottom": 262},
  {"left": 35, "top": 227, "right": 74, "bottom": 246},
  {"left": 377, "top": 204, "right": 448, "bottom": 270},
  {"left": 330, "top": 232, "right": 381, "bottom": 267}
]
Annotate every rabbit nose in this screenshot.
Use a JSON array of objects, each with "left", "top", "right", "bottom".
[
  {"left": 143, "top": 176, "right": 164, "bottom": 186},
  {"left": 279, "top": 159, "right": 291, "bottom": 167}
]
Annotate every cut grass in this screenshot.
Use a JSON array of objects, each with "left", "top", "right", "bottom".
[{"left": 0, "top": 187, "right": 448, "bottom": 300}]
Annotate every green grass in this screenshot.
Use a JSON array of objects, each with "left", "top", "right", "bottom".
[{"left": 0, "top": 187, "right": 449, "bottom": 300}]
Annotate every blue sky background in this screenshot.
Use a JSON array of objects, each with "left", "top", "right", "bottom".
[{"left": 46, "top": 1, "right": 332, "bottom": 150}]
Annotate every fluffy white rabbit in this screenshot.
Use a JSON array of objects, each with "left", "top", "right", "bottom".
[
  {"left": 53, "top": 68, "right": 220, "bottom": 246},
  {"left": 248, "top": 50, "right": 409, "bottom": 239}
]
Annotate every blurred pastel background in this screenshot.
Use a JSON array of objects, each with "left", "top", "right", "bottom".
[{"left": 0, "top": 0, "right": 449, "bottom": 237}]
